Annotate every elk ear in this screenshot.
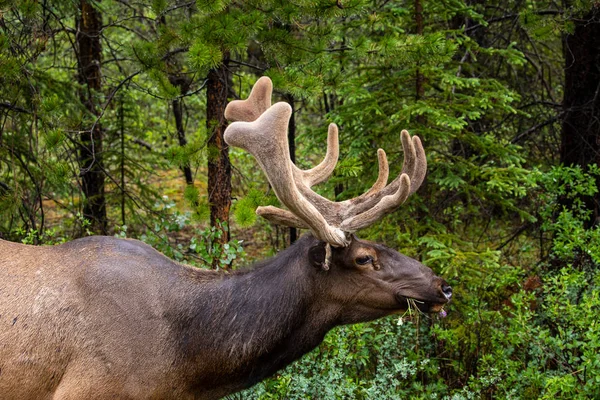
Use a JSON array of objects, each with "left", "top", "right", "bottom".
[{"left": 308, "top": 243, "right": 327, "bottom": 269}]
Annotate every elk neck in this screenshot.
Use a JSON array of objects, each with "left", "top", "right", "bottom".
[{"left": 180, "top": 235, "right": 339, "bottom": 392}]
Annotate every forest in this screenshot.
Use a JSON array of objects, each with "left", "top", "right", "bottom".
[{"left": 1, "top": 0, "right": 599, "bottom": 398}]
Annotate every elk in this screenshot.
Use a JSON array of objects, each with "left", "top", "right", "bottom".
[{"left": 0, "top": 77, "right": 451, "bottom": 400}]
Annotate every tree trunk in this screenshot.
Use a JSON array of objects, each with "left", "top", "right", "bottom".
[
  {"left": 173, "top": 97, "right": 194, "bottom": 186},
  {"left": 162, "top": 13, "right": 195, "bottom": 190},
  {"left": 206, "top": 57, "right": 232, "bottom": 267},
  {"left": 285, "top": 94, "right": 297, "bottom": 245},
  {"left": 560, "top": 5, "right": 600, "bottom": 227},
  {"left": 76, "top": 0, "right": 107, "bottom": 234},
  {"left": 119, "top": 95, "right": 125, "bottom": 227}
]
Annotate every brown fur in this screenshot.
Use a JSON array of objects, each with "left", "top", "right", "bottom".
[{"left": 0, "top": 234, "right": 450, "bottom": 399}]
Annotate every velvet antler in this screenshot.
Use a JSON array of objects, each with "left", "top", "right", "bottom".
[{"left": 224, "top": 77, "right": 427, "bottom": 247}]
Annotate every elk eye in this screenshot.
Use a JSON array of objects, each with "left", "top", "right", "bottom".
[{"left": 355, "top": 255, "right": 373, "bottom": 265}]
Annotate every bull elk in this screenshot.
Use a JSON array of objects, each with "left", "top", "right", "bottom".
[{"left": 0, "top": 77, "right": 451, "bottom": 399}]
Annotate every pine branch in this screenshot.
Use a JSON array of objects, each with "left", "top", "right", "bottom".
[
  {"left": 511, "top": 113, "right": 563, "bottom": 144},
  {"left": 465, "top": 10, "right": 564, "bottom": 33},
  {"left": 0, "top": 102, "right": 31, "bottom": 114}
]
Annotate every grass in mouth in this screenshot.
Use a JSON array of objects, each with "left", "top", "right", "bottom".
[{"left": 397, "top": 298, "right": 447, "bottom": 326}]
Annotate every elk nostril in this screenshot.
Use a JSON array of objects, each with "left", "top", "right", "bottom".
[{"left": 441, "top": 284, "right": 453, "bottom": 300}]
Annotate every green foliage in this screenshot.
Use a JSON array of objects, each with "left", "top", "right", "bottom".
[
  {"left": 151, "top": 0, "right": 168, "bottom": 15},
  {"left": 41, "top": 129, "right": 66, "bottom": 150},
  {"left": 195, "top": 0, "right": 229, "bottom": 14},
  {"left": 165, "top": 140, "right": 204, "bottom": 170},
  {"left": 183, "top": 184, "right": 201, "bottom": 207},
  {"left": 233, "top": 188, "right": 278, "bottom": 228},
  {"left": 116, "top": 198, "right": 245, "bottom": 267},
  {"left": 188, "top": 41, "right": 223, "bottom": 72},
  {"left": 131, "top": 41, "right": 162, "bottom": 69},
  {"left": 236, "top": 316, "right": 454, "bottom": 399},
  {"left": 148, "top": 68, "right": 181, "bottom": 99},
  {"left": 465, "top": 191, "right": 600, "bottom": 398},
  {"left": 189, "top": 222, "right": 246, "bottom": 267}
]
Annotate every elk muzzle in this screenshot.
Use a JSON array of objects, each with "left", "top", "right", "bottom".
[{"left": 392, "top": 268, "right": 452, "bottom": 314}]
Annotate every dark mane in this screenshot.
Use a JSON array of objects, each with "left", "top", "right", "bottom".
[
  {"left": 182, "top": 233, "right": 325, "bottom": 392},
  {"left": 229, "top": 233, "right": 318, "bottom": 276}
]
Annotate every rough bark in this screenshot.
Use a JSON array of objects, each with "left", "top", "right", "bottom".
[
  {"left": 560, "top": 6, "right": 600, "bottom": 227},
  {"left": 206, "top": 57, "right": 232, "bottom": 266},
  {"left": 285, "top": 94, "right": 297, "bottom": 245},
  {"left": 76, "top": 0, "right": 107, "bottom": 234}
]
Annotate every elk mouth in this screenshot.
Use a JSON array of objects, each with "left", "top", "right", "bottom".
[
  {"left": 394, "top": 294, "right": 448, "bottom": 314},
  {"left": 392, "top": 280, "right": 452, "bottom": 314}
]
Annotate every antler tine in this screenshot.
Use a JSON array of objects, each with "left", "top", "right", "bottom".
[
  {"left": 255, "top": 206, "right": 310, "bottom": 229},
  {"left": 338, "top": 130, "right": 427, "bottom": 231},
  {"left": 343, "top": 130, "right": 426, "bottom": 211},
  {"left": 340, "top": 174, "right": 411, "bottom": 232},
  {"left": 224, "top": 76, "right": 272, "bottom": 122},
  {"left": 363, "top": 149, "right": 389, "bottom": 197},
  {"left": 406, "top": 133, "right": 427, "bottom": 194},
  {"left": 295, "top": 123, "right": 340, "bottom": 187}
]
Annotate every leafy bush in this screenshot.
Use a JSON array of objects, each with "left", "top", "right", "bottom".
[
  {"left": 116, "top": 196, "right": 246, "bottom": 268},
  {"left": 235, "top": 315, "right": 450, "bottom": 400},
  {"left": 234, "top": 165, "right": 600, "bottom": 399}
]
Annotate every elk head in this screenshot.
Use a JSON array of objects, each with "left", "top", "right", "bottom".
[
  {"left": 224, "top": 77, "right": 451, "bottom": 318},
  {"left": 306, "top": 235, "right": 451, "bottom": 324}
]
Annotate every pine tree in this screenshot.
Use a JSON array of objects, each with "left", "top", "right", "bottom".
[
  {"left": 206, "top": 57, "right": 232, "bottom": 259},
  {"left": 76, "top": 0, "right": 107, "bottom": 234},
  {"left": 560, "top": 4, "right": 600, "bottom": 227}
]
